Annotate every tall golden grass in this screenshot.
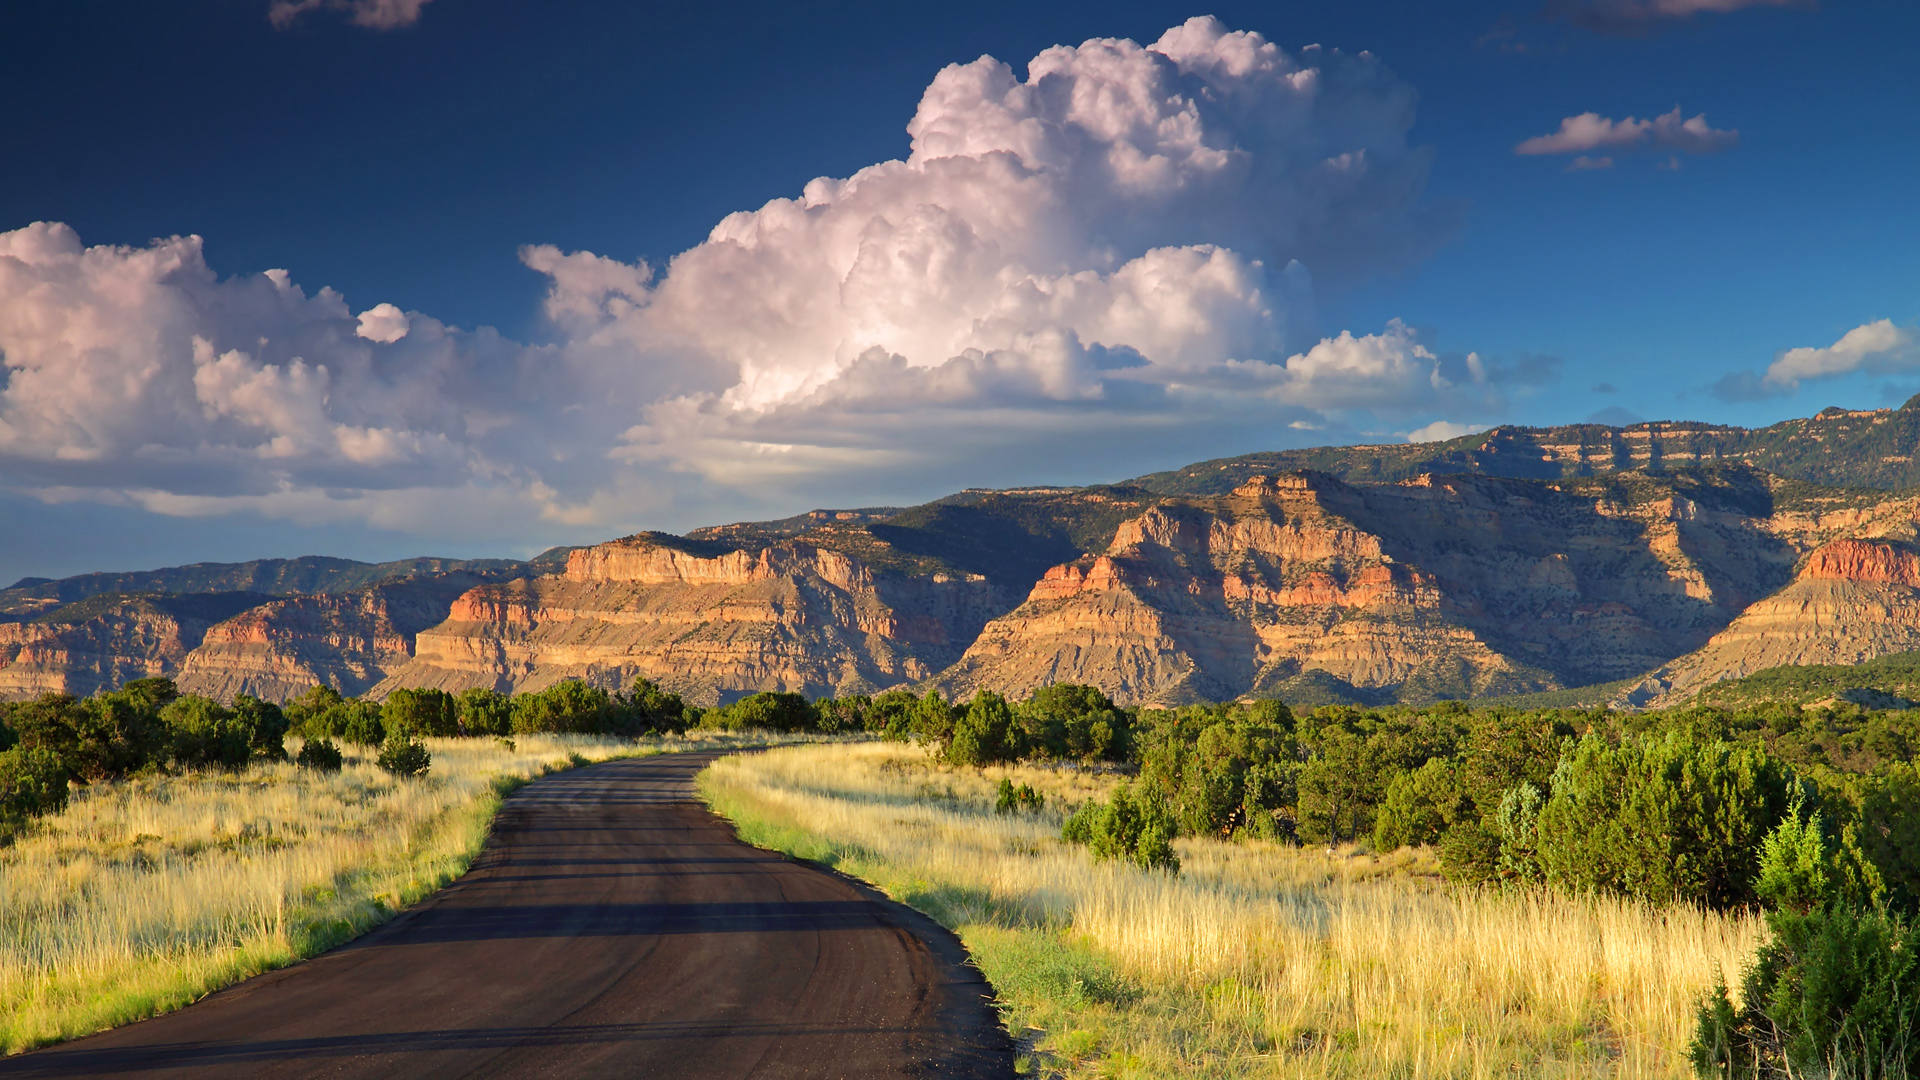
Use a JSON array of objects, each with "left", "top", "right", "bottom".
[
  {"left": 700, "top": 741, "right": 1768, "bottom": 1078},
  {"left": 0, "top": 730, "right": 788, "bottom": 1054}
]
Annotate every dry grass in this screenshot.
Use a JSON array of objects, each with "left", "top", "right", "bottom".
[
  {"left": 700, "top": 741, "right": 1768, "bottom": 1078},
  {"left": 0, "top": 730, "right": 797, "bottom": 1054}
]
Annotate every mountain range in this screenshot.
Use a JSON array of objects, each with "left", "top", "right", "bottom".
[{"left": 14, "top": 400, "right": 1920, "bottom": 709}]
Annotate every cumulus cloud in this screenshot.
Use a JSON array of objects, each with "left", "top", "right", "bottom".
[
  {"left": 1517, "top": 107, "right": 1738, "bottom": 158},
  {"left": 269, "top": 0, "right": 433, "bottom": 31},
  {"left": 0, "top": 19, "right": 1520, "bottom": 543},
  {"left": 1553, "top": 0, "right": 1813, "bottom": 34},
  {"left": 1406, "top": 420, "right": 1487, "bottom": 443},
  {"left": 1711, "top": 319, "right": 1920, "bottom": 402}
]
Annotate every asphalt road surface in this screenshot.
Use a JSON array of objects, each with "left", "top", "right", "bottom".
[{"left": 1, "top": 751, "right": 1011, "bottom": 1079}]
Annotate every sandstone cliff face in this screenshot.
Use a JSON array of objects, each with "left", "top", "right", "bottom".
[
  {"left": 0, "top": 594, "right": 269, "bottom": 700},
  {"left": 374, "top": 537, "right": 1010, "bottom": 704},
  {"left": 938, "top": 471, "right": 1807, "bottom": 705},
  {"left": 1632, "top": 538, "right": 1920, "bottom": 705},
  {"left": 174, "top": 575, "right": 488, "bottom": 701}
]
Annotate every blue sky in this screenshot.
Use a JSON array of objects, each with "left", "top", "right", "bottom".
[{"left": 1, "top": 0, "right": 1916, "bottom": 584}]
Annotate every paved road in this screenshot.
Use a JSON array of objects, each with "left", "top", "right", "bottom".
[{"left": 2, "top": 752, "right": 1010, "bottom": 1079}]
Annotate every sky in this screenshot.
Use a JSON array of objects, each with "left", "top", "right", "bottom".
[{"left": 1, "top": 0, "right": 1916, "bottom": 585}]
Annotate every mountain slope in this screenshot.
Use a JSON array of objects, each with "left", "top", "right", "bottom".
[{"left": 1136, "top": 400, "right": 1920, "bottom": 496}]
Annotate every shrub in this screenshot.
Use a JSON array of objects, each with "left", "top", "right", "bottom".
[
  {"left": 161, "top": 696, "right": 251, "bottom": 770},
  {"left": 1373, "top": 758, "right": 1471, "bottom": 851},
  {"left": 1535, "top": 732, "right": 1794, "bottom": 908},
  {"left": 1692, "top": 905, "right": 1920, "bottom": 1079},
  {"left": 337, "top": 701, "right": 387, "bottom": 748},
  {"left": 994, "top": 778, "right": 1044, "bottom": 814},
  {"left": 0, "top": 746, "right": 70, "bottom": 824},
  {"left": 456, "top": 687, "right": 513, "bottom": 737},
  {"left": 1141, "top": 710, "right": 1297, "bottom": 840},
  {"left": 382, "top": 688, "right": 459, "bottom": 738},
  {"left": 376, "top": 736, "right": 431, "bottom": 778},
  {"left": 1490, "top": 782, "right": 1548, "bottom": 884},
  {"left": 1061, "top": 784, "right": 1179, "bottom": 873},
  {"left": 511, "top": 680, "right": 612, "bottom": 734},
  {"left": 295, "top": 738, "right": 344, "bottom": 772},
  {"left": 621, "top": 675, "right": 691, "bottom": 734},
  {"left": 701, "top": 691, "right": 818, "bottom": 734},
  {"left": 1753, "top": 796, "right": 1883, "bottom": 914},
  {"left": 285, "top": 684, "right": 345, "bottom": 737},
  {"left": 229, "top": 694, "right": 290, "bottom": 761},
  {"left": 1859, "top": 763, "right": 1920, "bottom": 913},
  {"left": 1016, "top": 684, "right": 1132, "bottom": 763},
  {"left": 946, "top": 692, "right": 1021, "bottom": 765}
]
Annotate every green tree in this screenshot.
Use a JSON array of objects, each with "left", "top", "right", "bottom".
[
  {"left": 1061, "top": 784, "right": 1179, "bottom": 872},
  {"left": 230, "top": 694, "right": 291, "bottom": 760},
  {"left": 1535, "top": 732, "right": 1795, "bottom": 908},
  {"left": 161, "top": 696, "right": 251, "bottom": 770},
  {"left": 336, "top": 701, "right": 387, "bottom": 748},
  {"left": 382, "top": 688, "right": 459, "bottom": 738},
  {"left": 456, "top": 687, "right": 513, "bottom": 737},
  {"left": 511, "top": 681, "right": 613, "bottom": 734},
  {"left": 1017, "top": 684, "right": 1132, "bottom": 763},
  {"left": 285, "top": 684, "right": 345, "bottom": 737},
  {"left": 700, "top": 691, "right": 818, "bottom": 733},
  {"left": 0, "top": 745, "right": 70, "bottom": 825},
  {"left": 946, "top": 692, "right": 1022, "bottom": 765},
  {"left": 376, "top": 735, "right": 431, "bottom": 778},
  {"left": 1373, "top": 758, "right": 1471, "bottom": 851},
  {"left": 621, "top": 676, "right": 690, "bottom": 734}
]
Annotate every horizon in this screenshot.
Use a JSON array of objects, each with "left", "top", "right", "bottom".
[{"left": 4, "top": 0, "right": 1916, "bottom": 585}]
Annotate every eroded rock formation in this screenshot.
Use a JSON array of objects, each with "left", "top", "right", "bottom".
[{"left": 371, "top": 536, "right": 1010, "bottom": 704}]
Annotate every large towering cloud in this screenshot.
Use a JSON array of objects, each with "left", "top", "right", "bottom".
[{"left": 0, "top": 18, "right": 1515, "bottom": 540}]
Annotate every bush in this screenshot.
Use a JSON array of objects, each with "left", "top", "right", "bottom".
[
  {"left": 382, "top": 688, "right": 459, "bottom": 738},
  {"left": 376, "top": 736, "right": 431, "bottom": 778},
  {"left": 1373, "top": 758, "right": 1471, "bottom": 851},
  {"left": 700, "top": 691, "right": 818, "bottom": 734},
  {"left": 994, "top": 778, "right": 1044, "bottom": 814},
  {"left": 230, "top": 694, "right": 290, "bottom": 761},
  {"left": 1859, "top": 763, "right": 1920, "bottom": 913},
  {"left": 621, "top": 676, "right": 691, "bottom": 734},
  {"left": 295, "top": 738, "right": 344, "bottom": 772},
  {"left": 1692, "top": 905, "right": 1920, "bottom": 1078},
  {"left": 0, "top": 745, "right": 71, "bottom": 823},
  {"left": 1535, "top": 732, "right": 1794, "bottom": 909},
  {"left": 285, "top": 684, "right": 345, "bottom": 737},
  {"left": 946, "top": 692, "right": 1021, "bottom": 765},
  {"left": 1141, "top": 711, "right": 1297, "bottom": 840},
  {"left": 1061, "top": 784, "right": 1179, "bottom": 873},
  {"left": 1017, "top": 684, "right": 1132, "bottom": 763},
  {"left": 161, "top": 696, "right": 252, "bottom": 770},
  {"left": 337, "top": 701, "right": 387, "bottom": 748},
  {"left": 511, "top": 680, "right": 612, "bottom": 734},
  {"left": 456, "top": 687, "right": 513, "bottom": 737}
]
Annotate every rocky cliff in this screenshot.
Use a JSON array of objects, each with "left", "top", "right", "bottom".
[
  {"left": 371, "top": 536, "right": 1012, "bottom": 704},
  {"left": 1629, "top": 538, "right": 1920, "bottom": 706},
  {"left": 173, "top": 574, "right": 496, "bottom": 701},
  {"left": 935, "top": 469, "right": 1812, "bottom": 704},
  {"left": 20, "top": 400, "right": 1920, "bottom": 709},
  {"left": 0, "top": 593, "right": 271, "bottom": 699}
]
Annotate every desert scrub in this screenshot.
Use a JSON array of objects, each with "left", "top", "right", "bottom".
[
  {"left": 0, "top": 729, "right": 796, "bottom": 1054},
  {"left": 699, "top": 741, "right": 1769, "bottom": 1078}
]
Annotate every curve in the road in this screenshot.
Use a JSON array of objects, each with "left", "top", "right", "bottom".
[{"left": 1, "top": 751, "right": 1011, "bottom": 1079}]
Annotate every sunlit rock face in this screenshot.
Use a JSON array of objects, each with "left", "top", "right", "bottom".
[{"left": 371, "top": 537, "right": 1011, "bottom": 706}]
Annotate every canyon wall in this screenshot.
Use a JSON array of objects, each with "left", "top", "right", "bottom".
[{"left": 371, "top": 536, "right": 1011, "bottom": 705}]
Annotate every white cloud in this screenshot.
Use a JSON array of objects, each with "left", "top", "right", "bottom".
[
  {"left": 269, "top": 0, "right": 433, "bottom": 30},
  {"left": 1516, "top": 107, "right": 1738, "bottom": 158},
  {"left": 1406, "top": 420, "right": 1487, "bottom": 443},
  {"left": 1555, "top": 0, "right": 1811, "bottom": 34},
  {"left": 1710, "top": 319, "right": 1919, "bottom": 402},
  {"left": 0, "top": 20, "right": 1522, "bottom": 544},
  {"left": 355, "top": 303, "right": 410, "bottom": 343},
  {"left": 1767, "top": 319, "right": 1919, "bottom": 387}
]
